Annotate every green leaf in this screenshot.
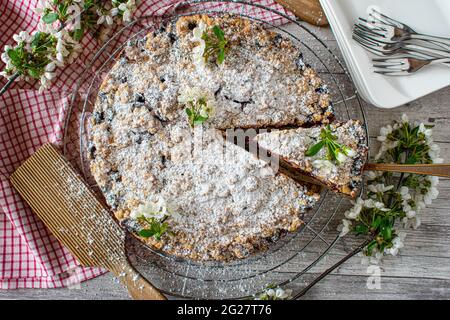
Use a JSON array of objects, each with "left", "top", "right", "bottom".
[
  {"left": 371, "top": 216, "right": 382, "bottom": 229},
  {"left": 58, "top": 3, "right": 68, "bottom": 17},
  {"left": 72, "top": 28, "right": 84, "bottom": 41},
  {"left": 212, "top": 25, "right": 225, "bottom": 41},
  {"left": 353, "top": 224, "right": 368, "bottom": 235},
  {"left": 42, "top": 12, "right": 59, "bottom": 24},
  {"left": 185, "top": 107, "right": 192, "bottom": 117},
  {"left": 217, "top": 49, "right": 225, "bottom": 64},
  {"left": 6, "top": 49, "right": 20, "bottom": 65},
  {"left": 138, "top": 229, "right": 156, "bottom": 238},
  {"left": 305, "top": 140, "right": 325, "bottom": 157},
  {"left": 381, "top": 225, "right": 392, "bottom": 241},
  {"left": 366, "top": 240, "right": 377, "bottom": 256},
  {"left": 27, "top": 68, "right": 41, "bottom": 79},
  {"left": 405, "top": 155, "right": 417, "bottom": 164},
  {"left": 193, "top": 115, "right": 208, "bottom": 126},
  {"left": 30, "top": 32, "right": 42, "bottom": 49},
  {"left": 411, "top": 125, "right": 420, "bottom": 138},
  {"left": 327, "top": 142, "right": 337, "bottom": 161}
]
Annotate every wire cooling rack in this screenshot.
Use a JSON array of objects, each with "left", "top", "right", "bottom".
[{"left": 62, "top": 0, "right": 369, "bottom": 299}]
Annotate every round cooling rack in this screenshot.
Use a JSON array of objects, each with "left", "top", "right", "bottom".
[{"left": 62, "top": 0, "right": 369, "bottom": 299}]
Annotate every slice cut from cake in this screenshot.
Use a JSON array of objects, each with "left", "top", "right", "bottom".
[{"left": 255, "top": 120, "right": 368, "bottom": 197}]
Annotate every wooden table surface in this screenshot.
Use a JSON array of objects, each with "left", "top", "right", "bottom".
[{"left": 1, "top": 26, "right": 449, "bottom": 300}]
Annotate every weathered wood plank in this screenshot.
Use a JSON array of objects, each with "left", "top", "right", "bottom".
[{"left": 298, "top": 274, "right": 450, "bottom": 300}]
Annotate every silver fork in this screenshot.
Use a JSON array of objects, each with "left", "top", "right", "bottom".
[
  {"left": 353, "top": 27, "right": 450, "bottom": 59},
  {"left": 372, "top": 57, "right": 450, "bottom": 75},
  {"left": 367, "top": 8, "right": 450, "bottom": 48},
  {"left": 354, "top": 22, "right": 450, "bottom": 52}
]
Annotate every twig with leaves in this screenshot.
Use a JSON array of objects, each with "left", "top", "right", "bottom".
[
  {"left": 192, "top": 21, "right": 228, "bottom": 67},
  {"left": 339, "top": 114, "right": 441, "bottom": 260},
  {"left": 254, "top": 114, "right": 442, "bottom": 300},
  {"left": 0, "top": 0, "right": 137, "bottom": 94}
]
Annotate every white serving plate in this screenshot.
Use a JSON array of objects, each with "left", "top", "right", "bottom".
[{"left": 320, "top": 0, "right": 450, "bottom": 108}]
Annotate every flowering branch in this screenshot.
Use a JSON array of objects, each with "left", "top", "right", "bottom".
[
  {"left": 0, "top": 0, "right": 137, "bottom": 93},
  {"left": 339, "top": 114, "right": 442, "bottom": 260},
  {"left": 259, "top": 114, "right": 443, "bottom": 300}
]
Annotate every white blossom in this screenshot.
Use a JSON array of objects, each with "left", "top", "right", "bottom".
[
  {"left": 412, "top": 216, "right": 421, "bottom": 229},
  {"left": 191, "top": 21, "right": 208, "bottom": 67},
  {"left": 351, "top": 116, "right": 441, "bottom": 262},
  {"left": 364, "top": 199, "right": 389, "bottom": 211},
  {"left": 375, "top": 139, "right": 398, "bottom": 160},
  {"left": 368, "top": 183, "right": 394, "bottom": 193},
  {"left": 428, "top": 176, "right": 439, "bottom": 187},
  {"left": 428, "top": 143, "right": 443, "bottom": 163},
  {"left": 13, "top": 31, "right": 31, "bottom": 44},
  {"left": 177, "top": 86, "right": 216, "bottom": 118},
  {"left": 34, "top": 0, "right": 51, "bottom": 15},
  {"left": 130, "top": 195, "right": 171, "bottom": 220},
  {"left": 1, "top": 46, "right": 11, "bottom": 67},
  {"left": 339, "top": 219, "right": 352, "bottom": 237},
  {"left": 336, "top": 151, "right": 347, "bottom": 163},
  {"left": 97, "top": 10, "right": 114, "bottom": 25},
  {"left": 366, "top": 171, "right": 379, "bottom": 181},
  {"left": 399, "top": 186, "right": 411, "bottom": 201},
  {"left": 110, "top": 8, "right": 119, "bottom": 17},
  {"left": 118, "top": 0, "right": 136, "bottom": 23},
  {"left": 256, "top": 286, "right": 292, "bottom": 300},
  {"left": 377, "top": 124, "right": 392, "bottom": 142},
  {"left": 275, "top": 287, "right": 292, "bottom": 299},
  {"left": 384, "top": 232, "right": 405, "bottom": 256},
  {"left": 419, "top": 123, "right": 433, "bottom": 139},
  {"left": 265, "top": 289, "right": 275, "bottom": 297},
  {"left": 405, "top": 209, "right": 416, "bottom": 218},
  {"left": 401, "top": 113, "right": 409, "bottom": 123},
  {"left": 344, "top": 198, "right": 364, "bottom": 220},
  {"left": 424, "top": 186, "right": 439, "bottom": 205}
]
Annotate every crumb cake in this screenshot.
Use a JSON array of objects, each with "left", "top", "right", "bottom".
[
  {"left": 89, "top": 14, "right": 338, "bottom": 261},
  {"left": 255, "top": 120, "right": 368, "bottom": 198}
]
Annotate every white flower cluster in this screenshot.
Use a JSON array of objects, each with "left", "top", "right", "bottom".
[
  {"left": 0, "top": 45, "right": 17, "bottom": 78},
  {"left": 339, "top": 114, "right": 441, "bottom": 259},
  {"left": 311, "top": 145, "right": 356, "bottom": 175},
  {"left": 98, "top": 0, "right": 137, "bottom": 25},
  {"left": 130, "top": 195, "right": 171, "bottom": 221},
  {"left": 1, "top": 28, "right": 80, "bottom": 91},
  {"left": 191, "top": 21, "right": 208, "bottom": 67},
  {"left": 339, "top": 197, "right": 390, "bottom": 237},
  {"left": 35, "top": 0, "right": 85, "bottom": 33},
  {"left": 178, "top": 86, "right": 216, "bottom": 118},
  {"left": 1, "top": 0, "right": 138, "bottom": 92},
  {"left": 359, "top": 231, "right": 406, "bottom": 264},
  {"left": 255, "top": 286, "right": 293, "bottom": 300}
]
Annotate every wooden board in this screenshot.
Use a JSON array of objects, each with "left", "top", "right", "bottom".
[{"left": 275, "top": 0, "right": 328, "bottom": 26}]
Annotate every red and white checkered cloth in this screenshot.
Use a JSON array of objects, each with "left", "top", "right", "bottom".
[{"left": 0, "top": 0, "right": 294, "bottom": 289}]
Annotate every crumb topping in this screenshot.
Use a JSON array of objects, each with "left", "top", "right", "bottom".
[
  {"left": 255, "top": 120, "right": 368, "bottom": 197},
  {"left": 89, "top": 14, "right": 337, "bottom": 261}
]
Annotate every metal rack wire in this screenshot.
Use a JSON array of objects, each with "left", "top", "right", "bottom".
[{"left": 62, "top": 0, "right": 369, "bottom": 299}]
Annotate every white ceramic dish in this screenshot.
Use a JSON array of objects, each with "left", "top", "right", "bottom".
[{"left": 320, "top": 0, "right": 450, "bottom": 108}]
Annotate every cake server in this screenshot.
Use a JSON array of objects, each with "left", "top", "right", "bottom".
[{"left": 10, "top": 143, "right": 166, "bottom": 300}]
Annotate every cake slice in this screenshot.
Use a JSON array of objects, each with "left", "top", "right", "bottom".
[{"left": 255, "top": 120, "right": 368, "bottom": 197}]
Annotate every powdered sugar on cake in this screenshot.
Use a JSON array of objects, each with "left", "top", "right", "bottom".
[{"left": 88, "top": 15, "right": 336, "bottom": 261}]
